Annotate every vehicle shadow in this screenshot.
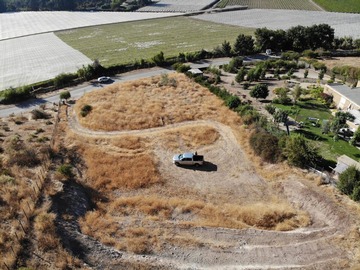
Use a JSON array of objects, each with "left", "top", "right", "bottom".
[{"left": 177, "top": 161, "right": 217, "bottom": 172}]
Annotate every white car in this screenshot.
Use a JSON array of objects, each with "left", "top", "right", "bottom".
[{"left": 97, "top": 76, "right": 110, "bottom": 83}]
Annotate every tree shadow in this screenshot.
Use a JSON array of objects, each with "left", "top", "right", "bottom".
[
  {"left": 176, "top": 161, "right": 217, "bottom": 172},
  {"left": 293, "top": 129, "right": 327, "bottom": 141},
  {"left": 15, "top": 97, "right": 48, "bottom": 108}
]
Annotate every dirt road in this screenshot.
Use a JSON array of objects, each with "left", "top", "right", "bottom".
[{"left": 63, "top": 106, "right": 357, "bottom": 269}]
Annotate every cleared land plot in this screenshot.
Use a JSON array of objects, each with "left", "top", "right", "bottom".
[
  {"left": 0, "top": 11, "right": 180, "bottom": 40},
  {"left": 216, "top": 0, "right": 322, "bottom": 10},
  {"left": 195, "top": 9, "right": 360, "bottom": 38},
  {"left": 314, "top": 0, "right": 360, "bottom": 13},
  {"left": 138, "top": 0, "right": 217, "bottom": 12},
  {"left": 63, "top": 73, "right": 358, "bottom": 268},
  {"left": 56, "top": 17, "right": 254, "bottom": 67},
  {"left": 0, "top": 33, "right": 92, "bottom": 91}
]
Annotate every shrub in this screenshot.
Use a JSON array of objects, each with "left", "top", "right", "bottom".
[
  {"left": 250, "top": 130, "right": 282, "bottom": 163},
  {"left": 31, "top": 109, "right": 50, "bottom": 120},
  {"left": 226, "top": 96, "right": 241, "bottom": 110},
  {"left": 60, "top": 90, "right": 71, "bottom": 100},
  {"left": 54, "top": 73, "right": 76, "bottom": 88},
  {"left": 80, "top": 104, "right": 92, "bottom": 117},
  {"left": 265, "top": 104, "right": 276, "bottom": 115},
  {"left": 57, "top": 164, "right": 74, "bottom": 179},
  {"left": 0, "top": 86, "right": 33, "bottom": 104}
]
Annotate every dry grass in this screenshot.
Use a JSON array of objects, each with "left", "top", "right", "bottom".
[
  {"left": 78, "top": 194, "right": 309, "bottom": 254},
  {"left": 74, "top": 73, "right": 240, "bottom": 131}
]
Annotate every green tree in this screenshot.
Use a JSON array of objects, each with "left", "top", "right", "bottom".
[
  {"left": 283, "top": 134, "right": 319, "bottom": 168},
  {"left": 331, "top": 111, "right": 355, "bottom": 133},
  {"left": 318, "top": 69, "right": 325, "bottom": 80},
  {"left": 273, "top": 108, "right": 288, "bottom": 124},
  {"left": 221, "top": 40, "right": 232, "bottom": 57},
  {"left": 152, "top": 51, "right": 165, "bottom": 66},
  {"left": 235, "top": 67, "right": 247, "bottom": 83},
  {"left": 250, "top": 84, "right": 269, "bottom": 100},
  {"left": 337, "top": 166, "right": 360, "bottom": 198},
  {"left": 226, "top": 95, "right": 241, "bottom": 109},
  {"left": 60, "top": 91, "right": 71, "bottom": 101},
  {"left": 233, "top": 34, "right": 254, "bottom": 56}
]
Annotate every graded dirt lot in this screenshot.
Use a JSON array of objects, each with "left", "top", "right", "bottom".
[{"left": 49, "top": 73, "right": 360, "bottom": 269}]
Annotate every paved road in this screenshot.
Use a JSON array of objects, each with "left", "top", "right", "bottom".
[
  {"left": 0, "top": 56, "right": 270, "bottom": 118},
  {"left": 0, "top": 67, "right": 175, "bottom": 118}
]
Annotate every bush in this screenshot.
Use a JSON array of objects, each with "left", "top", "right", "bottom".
[
  {"left": 0, "top": 86, "right": 33, "bottom": 104},
  {"left": 57, "top": 164, "right": 74, "bottom": 179},
  {"left": 250, "top": 129, "right": 282, "bottom": 163},
  {"left": 226, "top": 96, "right": 241, "bottom": 109},
  {"left": 81, "top": 104, "right": 92, "bottom": 117},
  {"left": 337, "top": 166, "right": 360, "bottom": 201},
  {"left": 30, "top": 109, "right": 50, "bottom": 120},
  {"left": 54, "top": 73, "right": 77, "bottom": 88}
]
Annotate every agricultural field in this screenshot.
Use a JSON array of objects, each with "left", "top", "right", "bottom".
[
  {"left": 0, "top": 33, "right": 92, "bottom": 91},
  {"left": 195, "top": 9, "right": 360, "bottom": 38},
  {"left": 138, "top": 0, "right": 217, "bottom": 12},
  {"left": 313, "top": 0, "right": 360, "bottom": 13},
  {"left": 56, "top": 17, "right": 254, "bottom": 67},
  {"left": 216, "top": 0, "right": 322, "bottom": 11},
  {"left": 0, "top": 11, "right": 180, "bottom": 40}
]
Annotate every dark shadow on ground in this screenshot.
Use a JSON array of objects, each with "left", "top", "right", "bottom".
[
  {"left": 176, "top": 161, "right": 217, "bottom": 172},
  {"left": 293, "top": 129, "right": 327, "bottom": 141},
  {"left": 14, "top": 97, "right": 48, "bottom": 108}
]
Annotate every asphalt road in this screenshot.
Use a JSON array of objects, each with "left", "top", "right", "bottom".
[{"left": 0, "top": 56, "right": 269, "bottom": 118}]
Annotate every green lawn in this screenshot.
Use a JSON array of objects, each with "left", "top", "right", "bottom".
[
  {"left": 275, "top": 99, "right": 360, "bottom": 163},
  {"left": 313, "top": 0, "right": 360, "bottom": 13},
  {"left": 56, "top": 17, "right": 254, "bottom": 67}
]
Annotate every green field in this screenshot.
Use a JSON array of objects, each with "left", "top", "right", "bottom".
[
  {"left": 56, "top": 17, "right": 254, "bottom": 67},
  {"left": 313, "top": 0, "right": 360, "bottom": 13},
  {"left": 216, "top": 0, "right": 321, "bottom": 11}
]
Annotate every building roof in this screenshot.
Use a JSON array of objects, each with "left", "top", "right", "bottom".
[
  {"left": 333, "top": 155, "right": 360, "bottom": 174},
  {"left": 327, "top": 83, "right": 360, "bottom": 107}
]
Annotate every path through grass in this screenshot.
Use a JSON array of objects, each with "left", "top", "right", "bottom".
[{"left": 56, "top": 17, "right": 254, "bottom": 67}]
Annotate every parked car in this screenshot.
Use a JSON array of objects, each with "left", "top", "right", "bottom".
[
  {"left": 97, "top": 76, "right": 110, "bottom": 83},
  {"left": 173, "top": 152, "right": 204, "bottom": 166}
]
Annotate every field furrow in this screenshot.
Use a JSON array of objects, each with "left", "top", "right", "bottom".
[
  {"left": 195, "top": 9, "right": 360, "bottom": 38},
  {"left": 0, "top": 11, "right": 180, "bottom": 40},
  {"left": 0, "top": 33, "right": 92, "bottom": 90},
  {"left": 217, "top": 0, "right": 322, "bottom": 10}
]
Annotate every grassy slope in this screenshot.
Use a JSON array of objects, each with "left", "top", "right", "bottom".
[
  {"left": 313, "top": 0, "right": 360, "bottom": 13},
  {"left": 216, "top": 0, "right": 321, "bottom": 10},
  {"left": 56, "top": 17, "right": 254, "bottom": 67}
]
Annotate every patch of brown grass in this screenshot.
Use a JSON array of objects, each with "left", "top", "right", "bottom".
[
  {"left": 74, "top": 73, "right": 239, "bottom": 131},
  {"left": 82, "top": 146, "right": 161, "bottom": 190},
  {"left": 161, "top": 125, "right": 220, "bottom": 151}
]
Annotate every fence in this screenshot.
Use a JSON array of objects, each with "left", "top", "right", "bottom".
[{"left": 3, "top": 103, "right": 62, "bottom": 270}]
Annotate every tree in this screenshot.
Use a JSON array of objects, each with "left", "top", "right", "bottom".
[
  {"left": 283, "top": 134, "right": 319, "bottom": 168},
  {"left": 152, "top": 51, "right": 165, "bottom": 66},
  {"left": 226, "top": 95, "right": 241, "bottom": 109},
  {"left": 304, "top": 69, "right": 309, "bottom": 78},
  {"left": 235, "top": 67, "right": 247, "bottom": 83},
  {"left": 338, "top": 166, "right": 360, "bottom": 201},
  {"left": 250, "top": 84, "right": 269, "bottom": 100},
  {"left": 273, "top": 108, "right": 288, "bottom": 124},
  {"left": 221, "top": 40, "right": 232, "bottom": 57},
  {"left": 233, "top": 34, "right": 254, "bottom": 56},
  {"left": 60, "top": 91, "right": 71, "bottom": 101},
  {"left": 331, "top": 111, "right": 355, "bottom": 133},
  {"left": 292, "top": 84, "right": 302, "bottom": 104},
  {"left": 224, "top": 56, "right": 243, "bottom": 73},
  {"left": 273, "top": 87, "right": 291, "bottom": 104},
  {"left": 255, "top": 28, "right": 288, "bottom": 52},
  {"left": 318, "top": 69, "right": 325, "bottom": 80}
]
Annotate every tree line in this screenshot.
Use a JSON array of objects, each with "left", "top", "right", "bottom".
[{"left": 0, "top": 0, "right": 151, "bottom": 12}]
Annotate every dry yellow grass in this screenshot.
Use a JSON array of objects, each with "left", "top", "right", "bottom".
[{"left": 74, "top": 73, "right": 240, "bottom": 131}]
